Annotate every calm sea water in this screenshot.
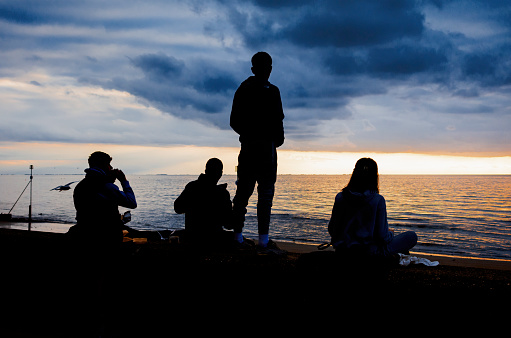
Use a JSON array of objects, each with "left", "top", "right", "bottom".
[{"left": 1, "top": 174, "right": 510, "bottom": 259}]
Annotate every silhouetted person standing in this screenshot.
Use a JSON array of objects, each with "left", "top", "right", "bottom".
[{"left": 230, "top": 51, "right": 285, "bottom": 251}]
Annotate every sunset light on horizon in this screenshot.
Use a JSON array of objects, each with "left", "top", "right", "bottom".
[{"left": 0, "top": 142, "right": 510, "bottom": 175}]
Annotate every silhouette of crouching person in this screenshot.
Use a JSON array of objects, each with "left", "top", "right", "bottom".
[{"left": 174, "top": 158, "right": 234, "bottom": 247}]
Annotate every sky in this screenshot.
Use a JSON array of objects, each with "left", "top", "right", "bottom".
[{"left": 1, "top": 0, "right": 510, "bottom": 175}]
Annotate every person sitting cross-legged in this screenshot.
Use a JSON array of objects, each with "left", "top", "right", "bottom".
[{"left": 174, "top": 158, "right": 236, "bottom": 248}]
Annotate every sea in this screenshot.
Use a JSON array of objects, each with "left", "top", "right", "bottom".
[{"left": 1, "top": 174, "right": 511, "bottom": 260}]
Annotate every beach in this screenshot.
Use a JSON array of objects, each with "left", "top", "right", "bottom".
[{"left": 1, "top": 224, "right": 511, "bottom": 337}]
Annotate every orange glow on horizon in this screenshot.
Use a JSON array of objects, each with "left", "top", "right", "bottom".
[{"left": 0, "top": 142, "right": 510, "bottom": 175}]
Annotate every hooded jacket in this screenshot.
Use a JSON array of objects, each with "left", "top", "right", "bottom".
[
  {"left": 72, "top": 167, "right": 136, "bottom": 242},
  {"left": 328, "top": 189, "right": 393, "bottom": 254}
]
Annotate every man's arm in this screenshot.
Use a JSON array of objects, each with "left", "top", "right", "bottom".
[
  {"left": 230, "top": 91, "right": 241, "bottom": 135},
  {"left": 105, "top": 180, "right": 137, "bottom": 209},
  {"left": 273, "top": 86, "right": 285, "bottom": 147},
  {"left": 230, "top": 86, "right": 247, "bottom": 136},
  {"left": 174, "top": 184, "right": 191, "bottom": 214}
]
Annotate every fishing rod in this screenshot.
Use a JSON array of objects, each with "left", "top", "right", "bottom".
[
  {"left": 1, "top": 165, "right": 34, "bottom": 229},
  {"left": 8, "top": 180, "right": 31, "bottom": 215}
]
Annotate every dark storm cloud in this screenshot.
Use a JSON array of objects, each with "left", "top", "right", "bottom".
[
  {"left": 0, "top": 0, "right": 167, "bottom": 27},
  {"left": 0, "top": 1, "right": 72, "bottom": 25},
  {"left": 196, "top": 0, "right": 457, "bottom": 128},
  {"left": 323, "top": 43, "right": 449, "bottom": 78},
  {"left": 284, "top": 1, "right": 424, "bottom": 48},
  {"left": 83, "top": 52, "right": 241, "bottom": 128},
  {"left": 462, "top": 49, "right": 511, "bottom": 87},
  {"left": 197, "top": 75, "right": 239, "bottom": 94},
  {"left": 205, "top": 0, "right": 452, "bottom": 110},
  {"left": 129, "top": 53, "right": 239, "bottom": 96},
  {"left": 367, "top": 45, "right": 448, "bottom": 76},
  {"left": 130, "top": 53, "right": 185, "bottom": 81},
  {"left": 217, "top": 0, "right": 446, "bottom": 78},
  {"left": 1, "top": 0, "right": 511, "bottom": 154},
  {"left": 218, "top": 0, "right": 424, "bottom": 49},
  {"left": 206, "top": 0, "right": 510, "bottom": 101}
]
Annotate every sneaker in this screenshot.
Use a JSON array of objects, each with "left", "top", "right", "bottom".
[{"left": 257, "top": 240, "right": 287, "bottom": 256}]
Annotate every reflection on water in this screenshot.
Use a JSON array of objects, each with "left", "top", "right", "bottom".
[
  {"left": 382, "top": 175, "right": 511, "bottom": 258},
  {"left": 1, "top": 174, "right": 510, "bottom": 259}
]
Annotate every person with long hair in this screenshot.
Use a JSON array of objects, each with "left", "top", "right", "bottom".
[{"left": 328, "top": 158, "right": 417, "bottom": 257}]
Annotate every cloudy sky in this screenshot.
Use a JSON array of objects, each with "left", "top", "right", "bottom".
[{"left": 1, "top": 0, "right": 510, "bottom": 174}]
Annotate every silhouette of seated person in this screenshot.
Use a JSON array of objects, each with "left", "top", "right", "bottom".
[
  {"left": 174, "top": 158, "right": 234, "bottom": 246},
  {"left": 68, "top": 151, "right": 137, "bottom": 253},
  {"left": 64, "top": 151, "right": 138, "bottom": 326},
  {"left": 328, "top": 158, "right": 417, "bottom": 262}
]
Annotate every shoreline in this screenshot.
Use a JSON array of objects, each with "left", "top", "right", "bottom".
[
  {"left": 276, "top": 241, "right": 511, "bottom": 271},
  {"left": 2, "top": 222, "right": 511, "bottom": 271}
]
